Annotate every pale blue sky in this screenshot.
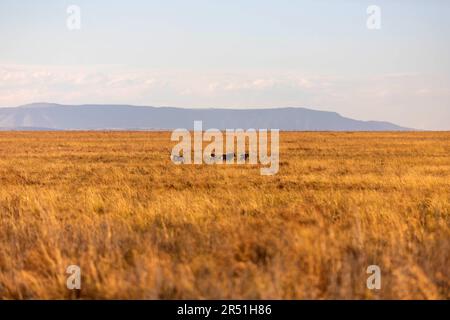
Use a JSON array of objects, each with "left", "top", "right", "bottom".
[{"left": 1, "top": 0, "right": 449, "bottom": 129}]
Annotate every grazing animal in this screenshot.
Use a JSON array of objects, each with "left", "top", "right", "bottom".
[
  {"left": 239, "top": 153, "right": 250, "bottom": 161},
  {"left": 210, "top": 152, "right": 234, "bottom": 161},
  {"left": 171, "top": 154, "right": 185, "bottom": 164},
  {"left": 211, "top": 152, "right": 235, "bottom": 161},
  {"left": 223, "top": 153, "right": 235, "bottom": 161},
  {"left": 209, "top": 152, "right": 250, "bottom": 162},
  {"left": 207, "top": 153, "right": 219, "bottom": 163}
]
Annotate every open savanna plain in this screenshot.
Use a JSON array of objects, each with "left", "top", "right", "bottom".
[{"left": 0, "top": 131, "right": 449, "bottom": 299}]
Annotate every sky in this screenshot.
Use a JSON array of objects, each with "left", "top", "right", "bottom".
[{"left": 0, "top": 0, "right": 449, "bottom": 130}]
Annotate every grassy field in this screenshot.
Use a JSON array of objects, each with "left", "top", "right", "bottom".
[{"left": 0, "top": 131, "right": 448, "bottom": 299}]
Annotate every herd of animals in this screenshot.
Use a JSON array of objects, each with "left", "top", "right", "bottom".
[{"left": 171, "top": 152, "right": 250, "bottom": 164}]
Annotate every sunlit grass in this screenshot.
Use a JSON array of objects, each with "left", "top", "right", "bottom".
[{"left": 0, "top": 131, "right": 448, "bottom": 299}]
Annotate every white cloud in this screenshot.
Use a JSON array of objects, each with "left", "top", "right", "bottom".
[{"left": 0, "top": 65, "right": 449, "bottom": 129}]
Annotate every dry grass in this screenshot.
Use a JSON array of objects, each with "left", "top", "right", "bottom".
[{"left": 0, "top": 131, "right": 449, "bottom": 299}]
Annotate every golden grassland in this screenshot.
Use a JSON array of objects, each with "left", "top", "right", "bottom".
[{"left": 0, "top": 131, "right": 449, "bottom": 299}]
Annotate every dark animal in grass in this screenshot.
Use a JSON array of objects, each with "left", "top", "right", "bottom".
[{"left": 209, "top": 152, "right": 250, "bottom": 161}]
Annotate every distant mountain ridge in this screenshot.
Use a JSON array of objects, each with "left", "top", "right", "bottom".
[{"left": 0, "top": 103, "right": 412, "bottom": 131}]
